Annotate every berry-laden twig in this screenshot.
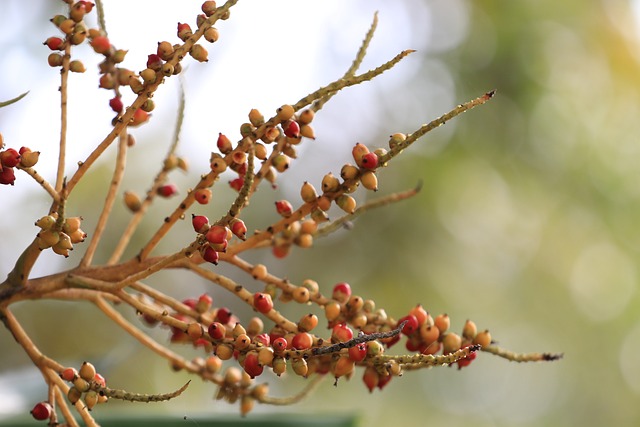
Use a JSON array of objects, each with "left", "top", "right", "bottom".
[{"left": 0, "top": 1, "right": 562, "bottom": 424}]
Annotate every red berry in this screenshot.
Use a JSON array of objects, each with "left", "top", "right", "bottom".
[
  {"left": 397, "top": 314, "right": 419, "bottom": 336},
  {"left": 360, "top": 152, "right": 379, "bottom": 169},
  {"left": 109, "top": 96, "right": 123, "bottom": 113},
  {"left": 243, "top": 351, "right": 264, "bottom": 378},
  {"left": 93, "top": 373, "right": 107, "bottom": 388},
  {"left": 377, "top": 374, "right": 392, "bottom": 390},
  {"left": 146, "top": 54, "right": 163, "bottom": 71},
  {"left": 177, "top": 22, "right": 193, "bottom": 41},
  {"left": 331, "top": 323, "right": 353, "bottom": 343},
  {"left": 283, "top": 120, "right": 300, "bottom": 138},
  {"left": 201, "top": 246, "right": 219, "bottom": 264},
  {"left": 130, "top": 108, "right": 150, "bottom": 127},
  {"left": 0, "top": 167, "right": 16, "bottom": 185},
  {"left": 216, "top": 133, "right": 232, "bottom": 154},
  {"left": 182, "top": 298, "right": 197, "bottom": 310},
  {"left": 215, "top": 307, "right": 232, "bottom": 324},
  {"left": 31, "top": 401, "right": 52, "bottom": 421},
  {"left": 272, "top": 336, "right": 288, "bottom": 353},
  {"left": 363, "top": 367, "right": 379, "bottom": 393},
  {"left": 253, "top": 292, "right": 273, "bottom": 314},
  {"left": 60, "top": 367, "right": 78, "bottom": 382},
  {"left": 275, "top": 200, "right": 293, "bottom": 217},
  {"left": 90, "top": 36, "right": 111, "bottom": 54},
  {"left": 44, "top": 36, "right": 64, "bottom": 50},
  {"left": 194, "top": 188, "right": 212, "bottom": 204},
  {"left": 348, "top": 342, "right": 367, "bottom": 362},
  {"left": 229, "top": 177, "right": 244, "bottom": 192},
  {"left": 208, "top": 322, "right": 226, "bottom": 340},
  {"left": 196, "top": 293, "right": 213, "bottom": 313},
  {"left": 0, "top": 148, "right": 21, "bottom": 168},
  {"left": 230, "top": 218, "right": 247, "bottom": 240},
  {"left": 332, "top": 282, "right": 351, "bottom": 303},
  {"left": 291, "top": 332, "right": 313, "bottom": 350},
  {"left": 191, "top": 214, "right": 209, "bottom": 233},
  {"left": 205, "top": 225, "right": 228, "bottom": 245},
  {"left": 457, "top": 349, "right": 477, "bottom": 370},
  {"left": 254, "top": 333, "right": 270, "bottom": 346},
  {"left": 157, "top": 183, "right": 178, "bottom": 198},
  {"left": 409, "top": 304, "right": 429, "bottom": 326}
]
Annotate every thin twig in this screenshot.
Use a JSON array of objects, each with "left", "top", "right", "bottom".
[
  {"left": 258, "top": 375, "right": 325, "bottom": 405},
  {"left": 16, "top": 166, "right": 60, "bottom": 203},
  {"left": 315, "top": 182, "right": 422, "bottom": 238},
  {"left": 482, "top": 345, "right": 564, "bottom": 362},
  {"left": 312, "top": 11, "right": 378, "bottom": 112},
  {"left": 81, "top": 129, "right": 128, "bottom": 267}
]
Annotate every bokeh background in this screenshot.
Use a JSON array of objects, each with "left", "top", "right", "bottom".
[{"left": 1, "top": 0, "right": 640, "bottom": 426}]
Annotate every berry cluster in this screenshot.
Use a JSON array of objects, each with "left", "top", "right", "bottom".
[
  {"left": 0, "top": 136, "right": 40, "bottom": 186},
  {"left": 0, "top": 0, "right": 561, "bottom": 424},
  {"left": 35, "top": 213, "right": 87, "bottom": 257}
]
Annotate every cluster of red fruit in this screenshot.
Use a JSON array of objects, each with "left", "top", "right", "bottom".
[
  {"left": 31, "top": 362, "right": 106, "bottom": 421},
  {"left": 0, "top": 136, "right": 40, "bottom": 186}
]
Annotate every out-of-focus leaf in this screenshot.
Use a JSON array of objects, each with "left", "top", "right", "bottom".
[{"left": 0, "top": 91, "right": 29, "bottom": 108}]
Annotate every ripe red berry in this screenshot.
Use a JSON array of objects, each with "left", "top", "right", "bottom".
[
  {"left": 348, "top": 342, "right": 367, "bottom": 362},
  {"left": 196, "top": 293, "right": 213, "bottom": 313},
  {"left": 146, "top": 54, "right": 163, "bottom": 71},
  {"left": 194, "top": 188, "right": 212, "bottom": 204},
  {"left": 0, "top": 148, "right": 20, "bottom": 168},
  {"left": 90, "top": 36, "right": 111, "bottom": 54},
  {"left": 215, "top": 307, "right": 233, "bottom": 324},
  {"left": 191, "top": 214, "right": 209, "bottom": 233},
  {"left": 31, "top": 401, "right": 52, "bottom": 421},
  {"left": 253, "top": 292, "right": 273, "bottom": 314},
  {"left": 291, "top": 332, "right": 313, "bottom": 350},
  {"left": 456, "top": 348, "right": 477, "bottom": 370},
  {"left": 243, "top": 351, "right": 264, "bottom": 378},
  {"left": 157, "top": 183, "right": 178, "bottom": 198},
  {"left": 0, "top": 167, "right": 16, "bottom": 185},
  {"left": 201, "top": 245, "right": 219, "bottom": 264},
  {"left": 377, "top": 373, "right": 392, "bottom": 390},
  {"left": 254, "top": 333, "right": 270, "bottom": 347},
  {"left": 331, "top": 323, "right": 353, "bottom": 343},
  {"left": 283, "top": 120, "right": 300, "bottom": 138},
  {"left": 229, "top": 177, "right": 244, "bottom": 192},
  {"left": 109, "top": 96, "right": 123, "bottom": 113},
  {"left": 44, "top": 36, "right": 64, "bottom": 50},
  {"left": 177, "top": 22, "right": 193, "bottom": 41},
  {"left": 275, "top": 200, "right": 293, "bottom": 217},
  {"left": 272, "top": 336, "right": 288, "bottom": 354},
  {"left": 130, "top": 108, "right": 150, "bottom": 126},
  {"left": 397, "top": 314, "right": 419, "bottom": 336},
  {"left": 363, "top": 366, "right": 379, "bottom": 393},
  {"left": 208, "top": 322, "right": 226, "bottom": 340},
  {"left": 205, "top": 225, "right": 228, "bottom": 245},
  {"left": 332, "top": 282, "right": 351, "bottom": 303},
  {"left": 360, "top": 152, "right": 379, "bottom": 169},
  {"left": 60, "top": 367, "right": 78, "bottom": 382},
  {"left": 230, "top": 218, "right": 247, "bottom": 240}
]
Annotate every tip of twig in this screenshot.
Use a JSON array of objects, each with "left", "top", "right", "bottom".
[
  {"left": 414, "top": 180, "right": 424, "bottom": 193},
  {"left": 485, "top": 89, "right": 497, "bottom": 99},
  {"left": 543, "top": 352, "right": 564, "bottom": 361}
]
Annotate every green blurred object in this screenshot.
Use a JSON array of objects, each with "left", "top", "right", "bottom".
[{"left": 3, "top": 414, "right": 358, "bottom": 427}]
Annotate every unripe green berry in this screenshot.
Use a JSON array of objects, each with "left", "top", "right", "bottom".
[{"left": 69, "top": 60, "right": 86, "bottom": 73}]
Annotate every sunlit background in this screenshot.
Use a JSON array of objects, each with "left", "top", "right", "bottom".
[{"left": 2, "top": 0, "right": 640, "bottom": 425}]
